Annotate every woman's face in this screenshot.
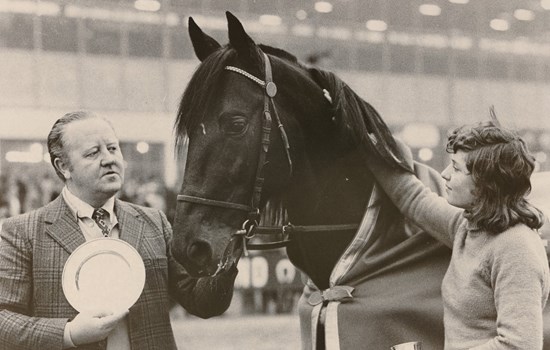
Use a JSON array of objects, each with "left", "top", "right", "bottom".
[{"left": 441, "top": 150, "right": 477, "bottom": 210}]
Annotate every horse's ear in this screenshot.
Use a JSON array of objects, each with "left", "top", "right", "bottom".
[
  {"left": 226, "top": 11, "right": 262, "bottom": 67},
  {"left": 188, "top": 16, "right": 221, "bottom": 62}
]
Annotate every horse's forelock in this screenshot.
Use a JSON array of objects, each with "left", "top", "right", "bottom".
[
  {"left": 175, "top": 48, "right": 236, "bottom": 153},
  {"left": 175, "top": 45, "right": 304, "bottom": 155}
]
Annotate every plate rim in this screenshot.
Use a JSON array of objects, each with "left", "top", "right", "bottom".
[{"left": 62, "top": 237, "right": 146, "bottom": 313}]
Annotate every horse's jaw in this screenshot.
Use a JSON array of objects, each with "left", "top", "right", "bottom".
[{"left": 171, "top": 212, "right": 245, "bottom": 278}]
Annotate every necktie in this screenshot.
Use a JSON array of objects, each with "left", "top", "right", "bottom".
[{"left": 92, "top": 208, "right": 110, "bottom": 237}]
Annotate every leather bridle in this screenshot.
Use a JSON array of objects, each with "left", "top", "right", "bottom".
[{"left": 177, "top": 52, "right": 359, "bottom": 261}]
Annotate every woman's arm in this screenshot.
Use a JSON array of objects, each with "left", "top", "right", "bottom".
[{"left": 369, "top": 155, "right": 463, "bottom": 248}]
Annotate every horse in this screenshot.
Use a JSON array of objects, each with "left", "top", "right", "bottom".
[{"left": 171, "top": 11, "right": 457, "bottom": 350}]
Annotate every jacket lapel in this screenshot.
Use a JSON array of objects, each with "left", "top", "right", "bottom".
[
  {"left": 44, "top": 196, "right": 146, "bottom": 254},
  {"left": 115, "top": 199, "right": 145, "bottom": 252},
  {"left": 44, "top": 196, "right": 86, "bottom": 254}
]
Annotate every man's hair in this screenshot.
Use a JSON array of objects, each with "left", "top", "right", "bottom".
[
  {"left": 446, "top": 118, "right": 543, "bottom": 234},
  {"left": 47, "top": 110, "right": 112, "bottom": 181}
]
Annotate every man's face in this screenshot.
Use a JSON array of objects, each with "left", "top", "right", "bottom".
[{"left": 59, "top": 118, "right": 125, "bottom": 206}]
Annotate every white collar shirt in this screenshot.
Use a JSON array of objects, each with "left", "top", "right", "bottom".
[
  {"left": 61, "top": 186, "right": 129, "bottom": 350},
  {"left": 62, "top": 186, "right": 119, "bottom": 240}
]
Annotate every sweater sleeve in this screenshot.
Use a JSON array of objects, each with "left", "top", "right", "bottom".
[
  {"left": 369, "top": 158, "right": 464, "bottom": 248},
  {"left": 472, "top": 229, "right": 550, "bottom": 350}
]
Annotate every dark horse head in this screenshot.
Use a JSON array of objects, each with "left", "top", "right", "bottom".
[{"left": 172, "top": 12, "right": 412, "bottom": 287}]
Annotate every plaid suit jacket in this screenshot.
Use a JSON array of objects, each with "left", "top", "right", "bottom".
[{"left": 0, "top": 196, "right": 236, "bottom": 350}]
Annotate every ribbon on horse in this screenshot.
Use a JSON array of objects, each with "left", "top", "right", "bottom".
[{"left": 308, "top": 285, "right": 354, "bottom": 306}]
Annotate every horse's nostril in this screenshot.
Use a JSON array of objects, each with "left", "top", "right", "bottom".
[{"left": 187, "top": 241, "right": 212, "bottom": 266}]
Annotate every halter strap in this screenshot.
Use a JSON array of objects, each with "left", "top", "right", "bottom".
[
  {"left": 178, "top": 54, "right": 280, "bottom": 233},
  {"left": 179, "top": 52, "right": 358, "bottom": 253},
  {"left": 177, "top": 194, "right": 253, "bottom": 212},
  {"left": 224, "top": 66, "right": 265, "bottom": 87},
  {"left": 225, "top": 55, "right": 292, "bottom": 177},
  {"left": 223, "top": 53, "right": 293, "bottom": 219}
]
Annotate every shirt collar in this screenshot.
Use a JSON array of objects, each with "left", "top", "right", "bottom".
[{"left": 62, "top": 186, "right": 117, "bottom": 225}]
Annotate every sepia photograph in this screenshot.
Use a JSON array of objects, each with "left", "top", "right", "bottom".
[{"left": 0, "top": 1, "right": 549, "bottom": 349}]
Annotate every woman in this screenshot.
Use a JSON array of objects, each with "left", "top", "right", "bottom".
[{"left": 368, "top": 118, "right": 550, "bottom": 349}]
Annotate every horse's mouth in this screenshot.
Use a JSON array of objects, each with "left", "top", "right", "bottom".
[
  {"left": 189, "top": 257, "right": 234, "bottom": 278},
  {"left": 184, "top": 261, "right": 217, "bottom": 278},
  {"left": 211, "top": 235, "right": 243, "bottom": 277},
  {"left": 212, "top": 258, "right": 232, "bottom": 277},
  {"left": 181, "top": 235, "right": 243, "bottom": 278}
]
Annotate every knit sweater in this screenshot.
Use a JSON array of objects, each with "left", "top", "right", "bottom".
[{"left": 370, "top": 162, "right": 550, "bottom": 349}]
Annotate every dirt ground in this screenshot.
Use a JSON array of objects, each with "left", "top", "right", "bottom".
[{"left": 171, "top": 313, "right": 301, "bottom": 350}]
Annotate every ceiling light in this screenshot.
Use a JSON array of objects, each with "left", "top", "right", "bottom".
[
  {"left": 542, "top": 0, "right": 550, "bottom": 10},
  {"left": 514, "top": 9, "right": 535, "bottom": 21},
  {"left": 259, "top": 15, "right": 282, "bottom": 26},
  {"left": 0, "top": 0, "right": 60, "bottom": 16},
  {"left": 296, "top": 9, "right": 308, "bottom": 20},
  {"left": 419, "top": 4, "right": 441, "bottom": 16},
  {"left": 366, "top": 19, "right": 387, "bottom": 32},
  {"left": 136, "top": 142, "right": 150, "bottom": 154},
  {"left": 314, "top": 1, "right": 333, "bottom": 13},
  {"left": 36, "top": 1, "right": 60, "bottom": 15},
  {"left": 292, "top": 24, "right": 314, "bottom": 37},
  {"left": 134, "top": 0, "right": 160, "bottom": 12},
  {"left": 536, "top": 151, "right": 547, "bottom": 163},
  {"left": 490, "top": 18, "right": 509, "bottom": 31},
  {"left": 165, "top": 13, "right": 180, "bottom": 26},
  {"left": 400, "top": 123, "right": 441, "bottom": 148},
  {"left": 449, "top": 0, "right": 469, "bottom": 3},
  {"left": 418, "top": 148, "right": 434, "bottom": 162}
]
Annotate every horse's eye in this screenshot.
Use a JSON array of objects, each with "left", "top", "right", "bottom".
[{"left": 222, "top": 116, "right": 248, "bottom": 136}]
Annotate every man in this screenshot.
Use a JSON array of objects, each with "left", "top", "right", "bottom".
[{"left": 0, "top": 111, "right": 237, "bottom": 349}]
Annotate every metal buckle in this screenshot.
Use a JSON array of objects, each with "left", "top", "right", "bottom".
[
  {"left": 282, "top": 223, "right": 292, "bottom": 241},
  {"left": 242, "top": 219, "right": 257, "bottom": 239}
]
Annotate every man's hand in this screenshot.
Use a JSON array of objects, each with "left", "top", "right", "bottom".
[{"left": 67, "top": 309, "right": 129, "bottom": 345}]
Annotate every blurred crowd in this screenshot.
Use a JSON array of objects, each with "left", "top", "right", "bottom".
[
  {"left": 0, "top": 166, "right": 303, "bottom": 316},
  {"left": 0, "top": 168, "right": 177, "bottom": 224},
  {"left": 119, "top": 175, "right": 177, "bottom": 223}
]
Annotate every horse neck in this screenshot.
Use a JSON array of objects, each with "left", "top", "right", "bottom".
[{"left": 284, "top": 148, "right": 374, "bottom": 226}]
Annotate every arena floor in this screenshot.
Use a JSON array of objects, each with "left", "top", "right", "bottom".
[{"left": 171, "top": 313, "right": 301, "bottom": 349}]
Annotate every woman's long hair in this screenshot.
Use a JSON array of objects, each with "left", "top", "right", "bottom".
[{"left": 446, "top": 118, "right": 544, "bottom": 234}]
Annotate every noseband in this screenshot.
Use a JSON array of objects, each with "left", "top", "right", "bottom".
[{"left": 177, "top": 52, "right": 358, "bottom": 261}]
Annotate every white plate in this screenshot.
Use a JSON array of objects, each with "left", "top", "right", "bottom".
[{"left": 62, "top": 238, "right": 145, "bottom": 313}]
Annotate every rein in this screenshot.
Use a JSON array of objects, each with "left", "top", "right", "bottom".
[{"left": 178, "top": 52, "right": 359, "bottom": 256}]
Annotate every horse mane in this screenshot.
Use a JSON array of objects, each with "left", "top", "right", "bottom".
[
  {"left": 175, "top": 44, "right": 411, "bottom": 171},
  {"left": 257, "top": 44, "right": 408, "bottom": 171},
  {"left": 175, "top": 44, "right": 302, "bottom": 155},
  {"left": 308, "top": 68, "right": 412, "bottom": 172},
  {"left": 259, "top": 44, "right": 299, "bottom": 64}
]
